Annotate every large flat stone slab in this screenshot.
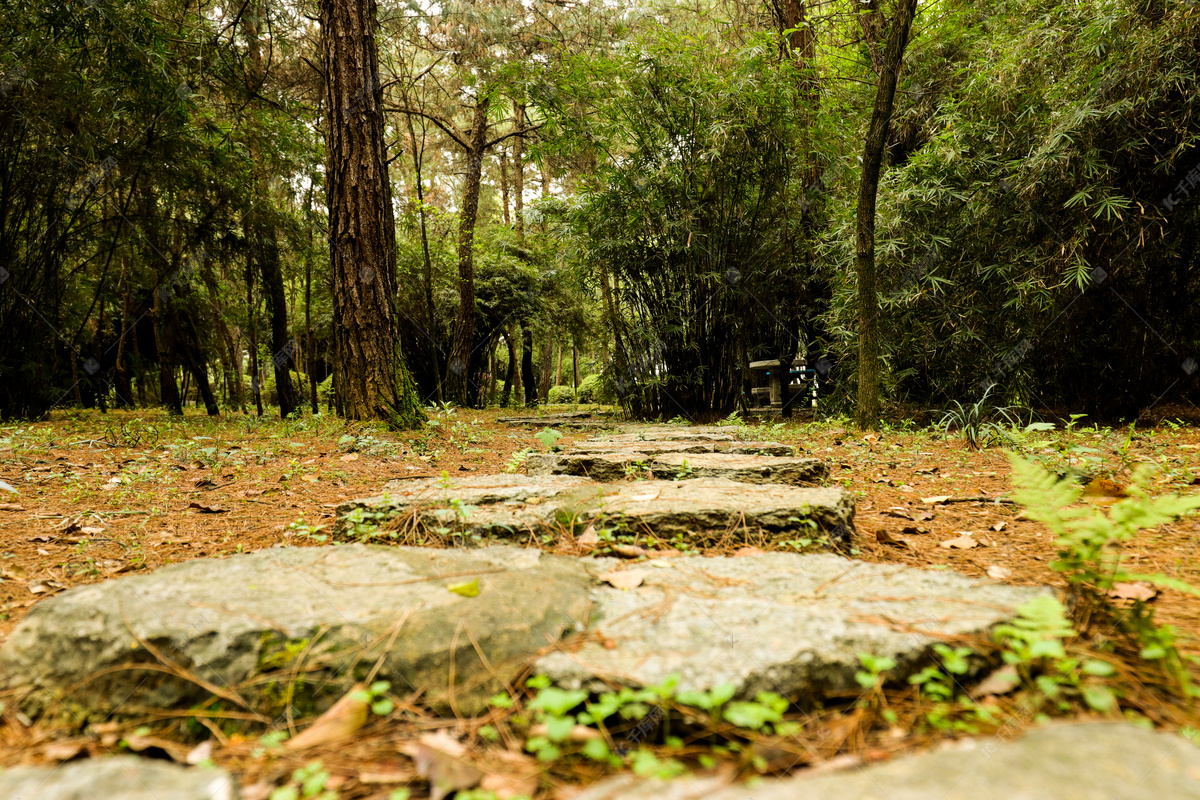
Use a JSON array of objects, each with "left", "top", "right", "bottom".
[
  {"left": 340, "top": 476, "right": 853, "bottom": 544},
  {"left": 526, "top": 451, "right": 827, "bottom": 484},
  {"left": 537, "top": 552, "right": 1043, "bottom": 702},
  {"left": 565, "top": 440, "right": 796, "bottom": 457},
  {"left": 0, "top": 544, "right": 593, "bottom": 720},
  {"left": 573, "top": 722, "right": 1200, "bottom": 799},
  {"left": 0, "top": 757, "right": 237, "bottom": 800}
]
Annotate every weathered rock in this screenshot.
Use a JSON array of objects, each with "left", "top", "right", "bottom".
[
  {"left": 568, "top": 440, "right": 796, "bottom": 457},
  {"left": 497, "top": 411, "right": 612, "bottom": 429},
  {"left": 537, "top": 551, "right": 1043, "bottom": 702},
  {"left": 0, "top": 544, "right": 593, "bottom": 720},
  {"left": 572, "top": 722, "right": 1200, "bottom": 800},
  {"left": 0, "top": 756, "right": 237, "bottom": 800},
  {"left": 526, "top": 451, "right": 827, "bottom": 484},
  {"left": 341, "top": 476, "right": 852, "bottom": 543}
]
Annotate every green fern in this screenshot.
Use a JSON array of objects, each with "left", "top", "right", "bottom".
[{"left": 1008, "top": 453, "right": 1200, "bottom": 594}]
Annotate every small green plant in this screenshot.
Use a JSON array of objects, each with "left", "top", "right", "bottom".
[
  {"left": 350, "top": 680, "right": 395, "bottom": 716},
  {"left": 504, "top": 448, "right": 532, "bottom": 473},
  {"left": 269, "top": 761, "right": 337, "bottom": 800},
  {"left": 935, "top": 385, "right": 1026, "bottom": 449},
  {"left": 673, "top": 458, "right": 694, "bottom": 481},
  {"left": 286, "top": 518, "right": 328, "bottom": 542},
  {"left": 534, "top": 427, "right": 563, "bottom": 451}
]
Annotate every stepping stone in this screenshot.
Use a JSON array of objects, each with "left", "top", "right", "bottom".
[
  {"left": 570, "top": 440, "right": 796, "bottom": 457},
  {"left": 340, "top": 475, "right": 853, "bottom": 544},
  {"left": 0, "top": 756, "right": 236, "bottom": 800},
  {"left": 0, "top": 544, "right": 593, "bottom": 720},
  {"left": 497, "top": 411, "right": 613, "bottom": 429},
  {"left": 536, "top": 551, "right": 1043, "bottom": 702},
  {"left": 0, "top": 545, "right": 1045, "bottom": 730},
  {"left": 526, "top": 451, "right": 828, "bottom": 484},
  {"left": 572, "top": 722, "right": 1200, "bottom": 800}
]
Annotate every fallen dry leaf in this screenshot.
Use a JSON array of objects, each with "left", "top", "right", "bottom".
[
  {"left": 0, "top": 502, "right": 25, "bottom": 511},
  {"left": 1, "top": 564, "right": 27, "bottom": 579},
  {"left": 80, "top": 526, "right": 105, "bottom": 535},
  {"left": 403, "top": 731, "right": 484, "bottom": 800},
  {"left": 358, "top": 770, "right": 413, "bottom": 784},
  {"left": 600, "top": 569, "right": 648, "bottom": 590},
  {"left": 42, "top": 741, "right": 84, "bottom": 762},
  {"left": 875, "top": 531, "right": 912, "bottom": 549},
  {"left": 478, "top": 750, "right": 541, "bottom": 799},
  {"left": 1084, "top": 478, "right": 1128, "bottom": 498},
  {"left": 971, "top": 664, "right": 1020, "bottom": 697},
  {"left": 900, "top": 525, "right": 928, "bottom": 535},
  {"left": 286, "top": 685, "right": 370, "bottom": 750},
  {"left": 986, "top": 565, "right": 1012, "bottom": 580},
  {"left": 187, "top": 502, "right": 228, "bottom": 514},
  {"left": 339, "top": 453, "right": 359, "bottom": 462},
  {"left": 939, "top": 534, "right": 978, "bottom": 549},
  {"left": 734, "top": 546, "right": 767, "bottom": 556},
  {"left": 186, "top": 740, "right": 214, "bottom": 765},
  {"left": 915, "top": 511, "right": 935, "bottom": 521},
  {"left": 611, "top": 544, "right": 648, "bottom": 559},
  {"left": 991, "top": 521, "right": 1007, "bottom": 532},
  {"left": 882, "top": 507, "right": 913, "bottom": 520},
  {"left": 577, "top": 525, "right": 600, "bottom": 546},
  {"left": 1109, "top": 582, "right": 1157, "bottom": 602},
  {"left": 29, "top": 579, "right": 65, "bottom": 594},
  {"left": 921, "top": 495, "right": 952, "bottom": 505}
]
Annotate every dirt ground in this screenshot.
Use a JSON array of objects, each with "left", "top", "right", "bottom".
[{"left": 2, "top": 406, "right": 1200, "bottom": 795}]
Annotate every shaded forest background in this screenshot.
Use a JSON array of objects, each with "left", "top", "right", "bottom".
[{"left": 1, "top": 0, "right": 1198, "bottom": 424}]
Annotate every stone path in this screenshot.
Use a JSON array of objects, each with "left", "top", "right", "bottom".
[
  {"left": 338, "top": 475, "right": 851, "bottom": 544},
  {"left": 0, "top": 545, "right": 1041, "bottom": 723},
  {"left": 0, "top": 544, "right": 592, "bottom": 719},
  {"left": 2, "top": 423, "right": 1153, "bottom": 799},
  {"left": 574, "top": 722, "right": 1200, "bottom": 800},
  {"left": 526, "top": 451, "right": 827, "bottom": 484},
  {"left": 0, "top": 756, "right": 236, "bottom": 800}
]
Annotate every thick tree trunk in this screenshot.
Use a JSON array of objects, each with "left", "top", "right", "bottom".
[
  {"left": 854, "top": 0, "right": 918, "bottom": 430},
  {"left": 445, "top": 97, "right": 491, "bottom": 406},
  {"left": 321, "top": 0, "right": 423, "bottom": 426}
]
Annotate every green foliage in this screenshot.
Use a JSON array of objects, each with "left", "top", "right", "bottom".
[
  {"left": 934, "top": 386, "right": 1027, "bottom": 449},
  {"left": 1008, "top": 454, "right": 1200, "bottom": 596},
  {"left": 534, "top": 428, "right": 563, "bottom": 452},
  {"left": 547, "top": 385, "right": 577, "bottom": 404}
]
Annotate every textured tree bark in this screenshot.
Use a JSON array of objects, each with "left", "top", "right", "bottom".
[
  {"left": 445, "top": 97, "right": 491, "bottom": 406},
  {"left": 854, "top": 0, "right": 918, "bottom": 430},
  {"left": 513, "top": 103, "right": 525, "bottom": 244},
  {"left": 321, "top": 0, "right": 423, "bottom": 426}
]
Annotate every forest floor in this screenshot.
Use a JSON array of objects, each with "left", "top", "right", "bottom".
[{"left": 2, "top": 406, "right": 1200, "bottom": 797}]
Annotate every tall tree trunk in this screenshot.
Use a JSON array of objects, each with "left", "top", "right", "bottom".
[
  {"left": 572, "top": 339, "right": 579, "bottom": 391},
  {"left": 114, "top": 258, "right": 134, "bottom": 408},
  {"left": 499, "top": 145, "right": 511, "bottom": 226},
  {"left": 403, "top": 106, "right": 441, "bottom": 403},
  {"left": 538, "top": 338, "right": 553, "bottom": 401},
  {"left": 513, "top": 103, "right": 525, "bottom": 244},
  {"left": 501, "top": 326, "right": 516, "bottom": 407},
  {"left": 321, "top": 0, "right": 423, "bottom": 426},
  {"left": 305, "top": 180, "right": 318, "bottom": 414},
  {"left": 521, "top": 324, "right": 537, "bottom": 407},
  {"left": 246, "top": 5, "right": 297, "bottom": 419},
  {"left": 854, "top": 0, "right": 918, "bottom": 430},
  {"left": 445, "top": 96, "right": 491, "bottom": 406}
]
